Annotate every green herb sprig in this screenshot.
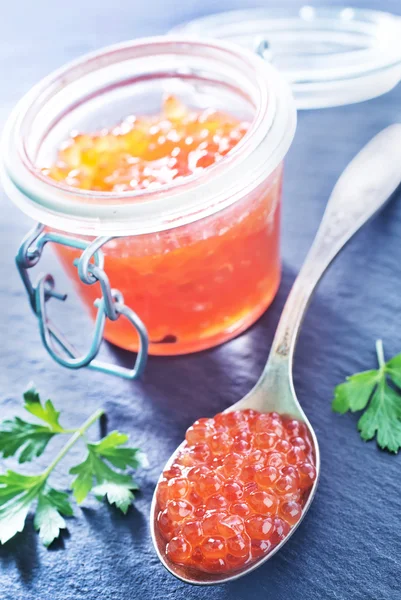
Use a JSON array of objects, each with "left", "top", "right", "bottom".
[
  {"left": 332, "top": 340, "right": 401, "bottom": 453},
  {"left": 0, "top": 385, "right": 145, "bottom": 546}
]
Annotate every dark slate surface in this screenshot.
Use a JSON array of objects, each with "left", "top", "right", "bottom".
[{"left": 1, "top": 1, "right": 401, "bottom": 598}]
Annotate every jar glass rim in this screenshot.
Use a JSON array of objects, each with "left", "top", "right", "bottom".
[{"left": 1, "top": 36, "right": 296, "bottom": 236}]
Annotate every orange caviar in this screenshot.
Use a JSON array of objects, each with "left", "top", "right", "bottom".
[
  {"left": 43, "top": 95, "right": 249, "bottom": 192},
  {"left": 45, "top": 96, "right": 283, "bottom": 354},
  {"left": 155, "top": 410, "right": 316, "bottom": 574}
]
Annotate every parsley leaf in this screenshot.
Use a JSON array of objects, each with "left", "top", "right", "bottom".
[
  {"left": 69, "top": 455, "right": 95, "bottom": 504},
  {"left": 332, "top": 340, "right": 401, "bottom": 452},
  {"left": 332, "top": 370, "right": 380, "bottom": 414},
  {"left": 0, "top": 471, "right": 44, "bottom": 544},
  {"left": 90, "top": 431, "right": 145, "bottom": 470},
  {"left": 0, "top": 418, "right": 56, "bottom": 463},
  {"left": 383, "top": 353, "right": 401, "bottom": 388},
  {"left": 358, "top": 380, "right": 401, "bottom": 452},
  {"left": 93, "top": 481, "right": 138, "bottom": 514},
  {"left": 34, "top": 487, "right": 73, "bottom": 547},
  {"left": 0, "top": 386, "right": 144, "bottom": 546},
  {"left": 70, "top": 433, "right": 142, "bottom": 512},
  {"left": 23, "top": 384, "right": 65, "bottom": 432},
  {"left": 0, "top": 385, "right": 68, "bottom": 463},
  {"left": 0, "top": 472, "right": 73, "bottom": 546}
]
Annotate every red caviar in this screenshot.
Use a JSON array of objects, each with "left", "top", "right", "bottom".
[
  {"left": 42, "top": 95, "right": 249, "bottom": 192},
  {"left": 45, "top": 96, "right": 283, "bottom": 355},
  {"left": 155, "top": 410, "right": 316, "bottom": 574}
]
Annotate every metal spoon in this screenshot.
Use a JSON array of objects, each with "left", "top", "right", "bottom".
[{"left": 150, "top": 124, "right": 401, "bottom": 585}]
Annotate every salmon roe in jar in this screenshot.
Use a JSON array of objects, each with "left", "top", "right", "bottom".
[
  {"left": 43, "top": 96, "right": 283, "bottom": 355},
  {"left": 43, "top": 96, "right": 250, "bottom": 192},
  {"left": 3, "top": 38, "right": 296, "bottom": 367},
  {"left": 155, "top": 410, "right": 316, "bottom": 574}
]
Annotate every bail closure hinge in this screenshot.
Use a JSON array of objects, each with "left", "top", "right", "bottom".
[{"left": 16, "top": 224, "right": 148, "bottom": 380}]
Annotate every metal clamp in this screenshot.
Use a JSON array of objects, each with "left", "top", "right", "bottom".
[{"left": 16, "top": 224, "right": 148, "bottom": 380}]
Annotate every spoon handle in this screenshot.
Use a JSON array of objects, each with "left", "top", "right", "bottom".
[{"left": 266, "top": 124, "right": 401, "bottom": 373}]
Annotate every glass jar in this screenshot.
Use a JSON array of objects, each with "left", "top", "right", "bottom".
[{"left": 1, "top": 37, "right": 296, "bottom": 373}]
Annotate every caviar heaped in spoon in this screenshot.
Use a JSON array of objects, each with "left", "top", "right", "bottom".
[
  {"left": 150, "top": 127, "right": 401, "bottom": 585},
  {"left": 155, "top": 410, "right": 316, "bottom": 574},
  {"left": 42, "top": 96, "right": 284, "bottom": 356}
]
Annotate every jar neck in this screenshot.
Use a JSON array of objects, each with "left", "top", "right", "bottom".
[{"left": 2, "top": 37, "right": 296, "bottom": 236}]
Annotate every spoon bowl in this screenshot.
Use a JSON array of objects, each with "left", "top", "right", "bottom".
[
  {"left": 150, "top": 403, "right": 319, "bottom": 585},
  {"left": 150, "top": 124, "right": 401, "bottom": 584}
]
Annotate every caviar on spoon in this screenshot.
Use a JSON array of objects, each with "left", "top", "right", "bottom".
[
  {"left": 151, "top": 125, "right": 401, "bottom": 584},
  {"left": 156, "top": 409, "right": 316, "bottom": 574}
]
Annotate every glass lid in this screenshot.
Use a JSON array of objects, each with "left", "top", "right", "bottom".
[{"left": 170, "top": 6, "right": 401, "bottom": 109}]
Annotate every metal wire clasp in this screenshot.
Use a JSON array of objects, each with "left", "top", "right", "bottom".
[
  {"left": 254, "top": 38, "right": 273, "bottom": 62},
  {"left": 16, "top": 224, "right": 148, "bottom": 380}
]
